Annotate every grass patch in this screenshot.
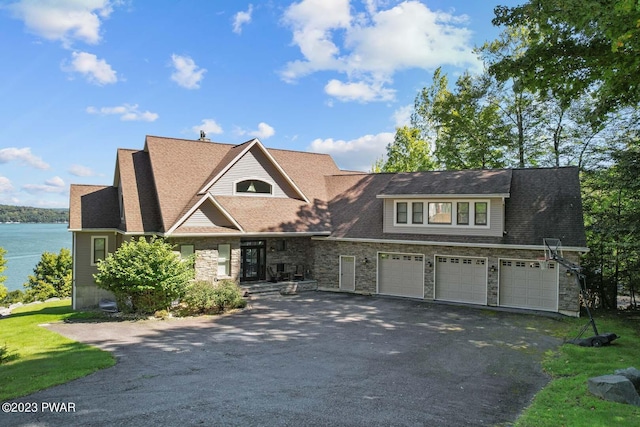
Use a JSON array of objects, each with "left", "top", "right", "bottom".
[
  {"left": 0, "top": 300, "right": 115, "bottom": 401},
  {"left": 516, "top": 313, "right": 640, "bottom": 426}
]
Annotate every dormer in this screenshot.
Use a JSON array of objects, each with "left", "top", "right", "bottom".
[{"left": 377, "top": 170, "right": 512, "bottom": 238}]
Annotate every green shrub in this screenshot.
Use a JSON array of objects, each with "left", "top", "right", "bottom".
[
  {"left": 94, "top": 237, "right": 194, "bottom": 314},
  {"left": 23, "top": 282, "right": 57, "bottom": 303},
  {"left": 182, "top": 279, "right": 246, "bottom": 314},
  {"left": 2, "top": 290, "right": 24, "bottom": 305},
  {"left": 24, "top": 249, "right": 72, "bottom": 298},
  {"left": 0, "top": 284, "right": 6, "bottom": 302}
]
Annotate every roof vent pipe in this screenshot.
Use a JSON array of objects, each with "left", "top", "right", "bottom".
[{"left": 198, "top": 130, "right": 210, "bottom": 142}]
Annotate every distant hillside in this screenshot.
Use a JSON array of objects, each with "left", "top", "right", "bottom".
[{"left": 0, "top": 204, "right": 69, "bottom": 223}]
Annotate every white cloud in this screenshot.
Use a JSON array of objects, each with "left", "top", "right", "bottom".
[
  {"left": 0, "top": 176, "right": 13, "bottom": 192},
  {"left": 281, "top": 0, "right": 479, "bottom": 103},
  {"left": 232, "top": 4, "right": 253, "bottom": 34},
  {"left": 45, "top": 176, "right": 65, "bottom": 187},
  {"left": 23, "top": 176, "right": 67, "bottom": 194},
  {"left": 325, "top": 79, "right": 395, "bottom": 102},
  {"left": 86, "top": 104, "right": 159, "bottom": 121},
  {"left": 192, "top": 119, "right": 224, "bottom": 136},
  {"left": 64, "top": 51, "right": 118, "bottom": 85},
  {"left": 7, "top": 0, "right": 118, "bottom": 47},
  {"left": 68, "top": 164, "right": 95, "bottom": 177},
  {"left": 235, "top": 122, "right": 276, "bottom": 140},
  {"left": 249, "top": 122, "right": 275, "bottom": 139},
  {"left": 393, "top": 104, "right": 413, "bottom": 127},
  {"left": 0, "top": 147, "right": 50, "bottom": 169},
  {"left": 281, "top": 0, "right": 351, "bottom": 82},
  {"left": 170, "top": 54, "right": 206, "bottom": 89},
  {"left": 309, "top": 132, "right": 394, "bottom": 171}
]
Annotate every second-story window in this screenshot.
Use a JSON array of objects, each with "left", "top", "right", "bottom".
[
  {"left": 475, "top": 202, "right": 488, "bottom": 225},
  {"left": 412, "top": 202, "right": 423, "bottom": 224},
  {"left": 396, "top": 202, "right": 408, "bottom": 224},
  {"left": 236, "top": 180, "right": 272, "bottom": 194}
]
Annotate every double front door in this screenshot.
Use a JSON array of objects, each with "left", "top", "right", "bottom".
[{"left": 240, "top": 240, "right": 266, "bottom": 281}]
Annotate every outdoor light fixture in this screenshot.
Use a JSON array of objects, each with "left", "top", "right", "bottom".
[
  {"left": 363, "top": 257, "right": 369, "bottom": 264},
  {"left": 566, "top": 269, "right": 573, "bottom": 277},
  {"left": 427, "top": 261, "right": 433, "bottom": 268},
  {"left": 490, "top": 265, "right": 496, "bottom": 273}
]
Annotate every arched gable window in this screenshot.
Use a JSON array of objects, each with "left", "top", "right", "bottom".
[{"left": 236, "top": 179, "right": 272, "bottom": 194}]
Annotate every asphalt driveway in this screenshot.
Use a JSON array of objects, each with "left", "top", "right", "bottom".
[{"left": 4, "top": 293, "right": 562, "bottom": 426}]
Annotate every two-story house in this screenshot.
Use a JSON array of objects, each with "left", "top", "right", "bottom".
[{"left": 69, "top": 135, "right": 587, "bottom": 316}]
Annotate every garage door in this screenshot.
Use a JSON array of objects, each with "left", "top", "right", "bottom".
[
  {"left": 378, "top": 253, "right": 424, "bottom": 298},
  {"left": 499, "top": 260, "right": 558, "bottom": 311},
  {"left": 435, "top": 256, "right": 487, "bottom": 304}
]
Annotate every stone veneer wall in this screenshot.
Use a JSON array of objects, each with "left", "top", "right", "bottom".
[
  {"left": 264, "top": 237, "right": 313, "bottom": 279},
  {"left": 170, "top": 237, "right": 241, "bottom": 282},
  {"left": 311, "top": 239, "right": 581, "bottom": 316},
  {"left": 170, "top": 236, "right": 314, "bottom": 283}
]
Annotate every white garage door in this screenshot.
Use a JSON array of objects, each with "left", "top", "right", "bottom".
[
  {"left": 499, "top": 260, "right": 558, "bottom": 311},
  {"left": 435, "top": 256, "right": 487, "bottom": 305},
  {"left": 378, "top": 253, "right": 424, "bottom": 298}
]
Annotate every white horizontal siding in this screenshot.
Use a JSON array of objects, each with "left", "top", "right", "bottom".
[
  {"left": 383, "top": 198, "right": 504, "bottom": 237},
  {"left": 183, "top": 202, "right": 236, "bottom": 228},
  {"left": 209, "top": 147, "right": 297, "bottom": 198}
]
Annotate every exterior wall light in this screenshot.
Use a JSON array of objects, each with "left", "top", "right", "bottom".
[{"left": 490, "top": 265, "right": 497, "bottom": 273}]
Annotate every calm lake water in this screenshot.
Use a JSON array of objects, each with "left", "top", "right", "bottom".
[{"left": 0, "top": 223, "right": 71, "bottom": 292}]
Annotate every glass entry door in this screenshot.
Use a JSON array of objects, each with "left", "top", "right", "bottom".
[{"left": 240, "top": 240, "right": 266, "bottom": 281}]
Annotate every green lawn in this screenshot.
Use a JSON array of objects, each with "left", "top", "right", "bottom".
[
  {"left": 0, "top": 300, "right": 115, "bottom": 401},
  {"left": 1, "top": 300, "right": 639, "bottom": 425},
  {"left": 516, "top": 313, "right": 640, "bottom": 427}
]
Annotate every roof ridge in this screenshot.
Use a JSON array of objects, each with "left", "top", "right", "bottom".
[{"left": 145, "top": 134, "right": 236, "bottom": 146}]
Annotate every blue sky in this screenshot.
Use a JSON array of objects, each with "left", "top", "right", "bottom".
[{"left": 0, "top": 0, "right": 519, "bottom": 209}]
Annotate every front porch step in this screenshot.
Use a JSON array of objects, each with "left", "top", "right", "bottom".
[{"left": 241, "top": 280, "right": 318, "bottom": 296}]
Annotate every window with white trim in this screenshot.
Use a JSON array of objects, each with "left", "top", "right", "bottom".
[
  {"left": 412, "top": 202, "right": 423, "bottom": 224},
  {"left": 91, "top": 236, "right": 107, "bottom": 266},
  {"left": 457, "top": 202, "right": 469, "bottom": 225},
  {"left": 217, "top": 244, "right": 231, "bottom": 276},
  {"left": 236, "top": 180, "right": 272, "bottom": 194},
  {"left": 475, "top": 202, "right": 488, "bottom": 225},
  {"left": 428, "top": 202, "right": 452, "bottom": 224},
  {"left": 396, "top": 202, "right": 408, "bottom": 224},
  {"left": 393, "top": 199, "right": 490, "bottom": 228}
]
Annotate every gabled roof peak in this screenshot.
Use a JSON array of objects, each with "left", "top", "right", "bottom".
[{"left": 197, "top": 138, "right": 310, "bottom": 203}]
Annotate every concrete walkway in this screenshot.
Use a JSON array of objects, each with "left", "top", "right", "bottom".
[{"left": 3, "top": 293, "right": 561, "bottom": 426}]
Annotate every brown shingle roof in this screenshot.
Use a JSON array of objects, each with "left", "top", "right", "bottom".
[
  {"left": 503, "top": 167, "right": 586, "bottom": 247},
  {"left": 69, "top": 185, "right": 120, "bottom": 230},
  {"left": 380, "top": 169, "right": 512, "bottom": 196},
  {"left": 144, "top": 135, "right": 235, "bottom": 231},
  {"left": 214, "top": 196, "right": 331, "bottom": 233},
  {"left": 324, "top": 167, "right": 586, "bottom": 247},
  {"left": 69, "top": 135, "right": 586, "bottom": 249},
  {"left": 116, "top": 149, "right": 162, "bottom": 232},
  {"left": 145, "top": 136, "right": 342, "bottom": 233}
]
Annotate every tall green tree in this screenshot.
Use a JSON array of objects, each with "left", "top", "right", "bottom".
[
  {"left": 23, "top": 248, "right": 72, "bottom": 302},
  {"left": 412, "top": 69, "right": 511, "bottom": 169},
  {"left": 94, "top": 237, "right": 194, "bottom": 314},
  {"left": 581, "top": 133, "right": 640, "bottom": 309},
  {"left": 491, "top": 0, "right": 640, "bottom": 122},
  {"left": 477, "top": 26, "right": 546, "bottom": 167},
  {"left": 375, "top": 126, "right": 436, "bottom": 172}
]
